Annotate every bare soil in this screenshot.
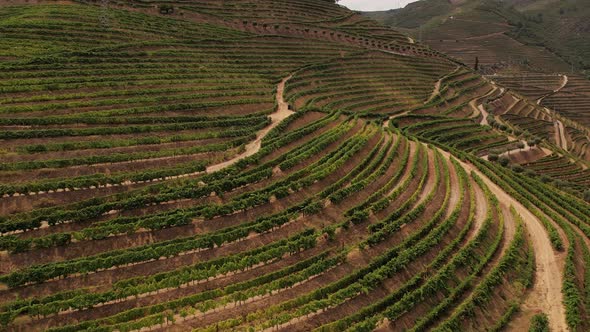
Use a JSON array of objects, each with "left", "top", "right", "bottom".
[{"left": 437, "top": 149, "right": 568, "bottom": 332}]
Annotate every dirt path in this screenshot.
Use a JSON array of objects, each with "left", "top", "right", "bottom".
[
  {"left": 478, "top": 104, "right": 489, "bottom": 126},
  {"left": 482, "top": 143, "right": 552, "bottom": 162},
  {"left": 538, "top": 74, "right": 568, "bottom": 105},
  {"left": 467, "top": 86, "right": 497, "bottom": 121},
  {"left": 437, "top": 149, "right": 568, "bottom": 332},
  {"left": 382, "top": 50, "right": 414, "bottom": 58},
  {"left": 555, "top": 75, "right": 568, "bottom": 94},
  {"left": 425, "top": 78, "right": 442, "bottom": 104},
  {"left": 468, "top": 100, "right": 483, "bottom": 123},
  {"left": 1, "top": 76, "right": 296, "bottom": 200},
  {"left": 464, "top": 30, "right": 508, "bottom": 41},
  {"left": 383, "top": 109, "right": 412, "bottom": 129},
  {"left": 554, "top": 120, "right": 568, "bottom": 151},
  {"left": 470, "top": 178, "right": 489, "bottom": 237},
  {"left": 206, "top": 75, "right": 294, "bottom": 173},
  {"left": 385, "top": 141, "right": 417, "bottom": 198},
  {"left": 432, "top": 30, "right": 507, "bottom": 42},
  {"left": 442, "top": 155, "right": 461, "bottom": 219},
  {"left": 389, "top": 110, "right": 410, "bottom": 120},
  {"left": 415, "top": 149, "right": 437, "bottom": 206}
]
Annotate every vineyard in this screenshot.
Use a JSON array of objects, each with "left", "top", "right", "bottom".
[{"left": 1, "top": 1, "right": 590, "bottom": 332}]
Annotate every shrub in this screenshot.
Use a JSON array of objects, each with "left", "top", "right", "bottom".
[
  {"left": 553, "top": 179, "right": 567, "bottom": 189},
  {"left": 540, "top": 175, "right": 552, "bottom": 183},
  {"left": 498, "top": 156, "right": 510, "bottom": 167},
  {"left": 350, "top": 210, "right": 369, "bottom": 225},
  {"left": 159, "top": 4, "right": 173, "bottom": 14},
  {"left": 529, "top": 313, "right": 549, "bottom": 332}
]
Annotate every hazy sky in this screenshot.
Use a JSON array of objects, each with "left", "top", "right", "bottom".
[{"left": 339, "top": 0, "right": 415, "bottom": 11}]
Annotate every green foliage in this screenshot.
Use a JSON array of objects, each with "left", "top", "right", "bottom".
[
  {"left": 159, "top": 4, "right": 174, "bottom": 14},
  {"left": 2, "top": 3, "right": 590, "bottom": 332},
  {"left": 498, "top": 156, "right": 510, "bottom": 167},
  {"left": 529, "top": 313, "right": 550, "bottom": 332}
]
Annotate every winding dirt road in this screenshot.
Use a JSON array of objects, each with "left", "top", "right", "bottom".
[
  {"left": 425, "top": 78, "right": 442, "bottom": 104},
  {"left": 470, "top": 178, "right": 489, "bottom": 238},
  {"left": 438, "top": 149, "right": 568, "bottom": 332},
  {"left": 3, "top": 76, "right": 296, "bottom": 199},
  {"left": 207, "top": 75, "right": 294, "bottom": 173},
  {"left": 554, "top": 120, "right": 568, "bottom": 151},
  {"left": 538, "top": 74, "right": 568, "bottom": 105},
  {"left": 478, "top": 104, "right": 489, "bottom": 126},
  {"left": 431, "top": 30, "right": 508, "bottom": 43}
]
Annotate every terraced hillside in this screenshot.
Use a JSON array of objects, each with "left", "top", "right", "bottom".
[
  {"left": 484, "top": 73, "right": 590, "bottom": 185},
  {"left": 1, "top": 1, "right": 590, "bottom": 332},
  {"left": 365, "top": 0, "right": 572, "bottom": 73},
  {"left": 366, "top": 0, "right": 590, "bottom": 196}
]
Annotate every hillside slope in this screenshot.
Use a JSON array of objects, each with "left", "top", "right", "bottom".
[
  {"left": 364, "top": 0, "right": 578, "bottom": 73},
  {"left": 367, "top": 0, "right": 590, "bottom": 187},
  {"left": 367, "top": 0, "right": 590, "bottom": 72},
  {"left": 0, "top": 1, "right": 589, "bottom": 332}
]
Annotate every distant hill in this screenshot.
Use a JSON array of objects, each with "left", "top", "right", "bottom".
[
  {"left": 365, "top": 0, "right": 589, "bottom": 73},
  {"left": 364, "top": 0, "right": 456, "bottom": 29},
  {"left": 2, "top": 2, "right": 590, "bottom": 332}
]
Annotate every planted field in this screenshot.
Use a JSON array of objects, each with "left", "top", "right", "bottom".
[
  {"left": 285, "top": 52, "right": 454, "bottom": 114},
  {"left": 491, "top": 74, "right": 564, "bottom": 102},
  {"left": 543, "top": 75, "right": 590, "bottom": 127},
  {"left": 1, "top": 1, "right": 589, "bottom": 332},
  {"left": 524, "top": 154, "right": 590, "bottom": 190},
  {"left": 426, "top": 32, "right": 567, "bottom": 73}
]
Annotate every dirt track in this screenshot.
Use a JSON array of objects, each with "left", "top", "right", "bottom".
[
  {"left": 538, "top": 74, "right": 568, "bottom": 105},
  {"left": 206, "top": 75, "right": 294, "bottom": 173},
  {"left": 1, "top": 76, "right": 296, "bottom": 211},
  {"left": 425, "top": 77, "right": 442, "bottom": 104},
  {"left": 470, "top": 178, "right": 489, "bottom": 238},
  {"left": 478, "top": 104, "right": 489, "bottom": 126},
  {"left": 554, "top": 120, "right": 568, "bottom": 151},
  {"left": 467, "top": 85, "right": 497, "bottom": 122},
  {"left": 437, "top": 148, "right": 568, "bottom": 332},
  {"left": 429, "top": 30, "right": 508, "bottom": 43}
]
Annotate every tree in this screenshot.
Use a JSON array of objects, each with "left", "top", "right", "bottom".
[
  {"left": 159, "top": 4, "right": 174, "bottom": 14},
  {"left": 498, "top": 157, "right": 510, "bottom": 167},
  {"left": 527, "top": 137, "right": 541, "bottom": 147},
  {"left": 350, "top": 210, "right": 369, "bottom": 224},
  {"left": 540, "top": 175, "right": 552, "bottom": 183},
  {"left": 474, "top": 56, "right": 479, "bottom": 71}
]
